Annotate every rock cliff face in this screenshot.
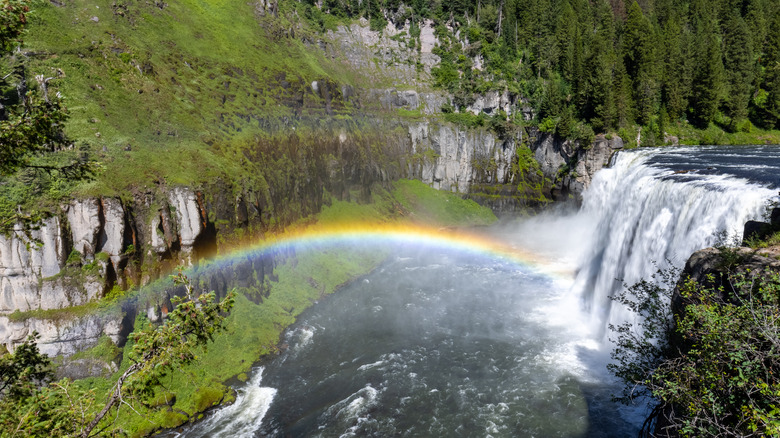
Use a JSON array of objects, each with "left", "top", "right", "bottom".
[
  {"left": 407, "top": 122, "right": 517, "bottom": 192},
  {"left": 0, "top": 313, "right": 122, "bottom": 357},
  {"left": 530, "top": 131, "right": 624, "bottom": 199},
  {"left": 325, "top": 18, "right": 440, "bottom": 87},
  {"left": 0, "top": 186, "right": 215, "bottom": 313},
  {"left": 0, "top": 218, "right": 66, "bottom": 312}
]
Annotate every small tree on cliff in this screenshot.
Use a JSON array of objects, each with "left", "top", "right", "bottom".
[{"left": 0, "top": 271, "right": 236, "bottom": 437}]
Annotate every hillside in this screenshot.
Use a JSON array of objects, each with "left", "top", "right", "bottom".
[{"left": 5, "top": 0, "right": 780, "bottom": 223}]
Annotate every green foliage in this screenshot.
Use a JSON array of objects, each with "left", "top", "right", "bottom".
[
  {"left": 0, "top": 0, "right": 97, "bottom": 233},
  {"left": 610, "top": 268, "right": 780, "bottom": 436},
  {"left": 69, "top": 335, "right": 120, "bottom": 366},
  {"left": 0, "top": 183, "right": 494, "bottom": 436},
  {"left": 538, "top": 116, "right": 557, "bottom": 133},
  {"left": 0, "top": 332, "right": 51, "bottom": 400},
  {"left": 0, "top": 272, "right": 235, "bottom": 437},
  {"left": 124, "top": 271, "right": 235, "bottom": 403},
  {"left": 390, "top": 179, "right": 497, "bottom": 226},
  {"left": 442, "top": 111, "right": 486, "bottom": 128},
  {"left": 512, "top": 146, "right": 548, "bottom": 203},
  {"left": 607, "top": 268, "right": 678, "bottom": 404}
]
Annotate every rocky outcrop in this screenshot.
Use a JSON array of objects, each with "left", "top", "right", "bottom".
[
  {"left": 0, "top": 218, "right": 66, "bottom": 312},
  {"left": 325, "top": 18, "right": 439, "bottom": 87},
  {"left": 167, "top": 188, "right": 206, "bottom": 261},
  {"left": 100, "top": 198, "right": 126, "bottom": 270},
  {"left": 531, "top": 131, "right": 624, "bottom": 199},
  {"left": 364, "top": 88, "right": 448, "bottom": 115},
  {"left": 407, "top": 122, "right": 517, "bottom": 192},
  {"left": 742, "top": 207, "right": 780, "bottom": 245},
  {"left": 0, "top": 188, "right": 209, "bottom": 315},
  {"left": 0, "top": 313, "right": 122, "bottom": 357},
  {"left": 0, "top": 121, "right": 620, "bottom": 354},
  {"left": 672, "top": 246, "right": 780, "bottom": 318},
  {"left": 465, "top": 90, "right": 516, "bottom": 116},
  {"left": 66, "top": 199, "right": 102, "bottom": 259}
]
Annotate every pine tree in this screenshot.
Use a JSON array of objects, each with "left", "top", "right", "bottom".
[
  {"left": 661, "top": 17, "right": 692, "bottom": 121},
  {"left": 556, "top": 1, "right": 577, "bottom": 83},
  {"left": 690, "top": 30, "right": 725, "bottom": 127},
  {"left": 760, "top": 10, "right": 780, "bottom": 128},
  {"left": 615, "top": 58, "right": 636, "bottom": 127},
  {"left": 623, "top": 1, "right": 660, "bottom": 125},
  {"left": 586, "top": 1, "right": 618, "bottom": 131},
  {"left": 722, "top": 10, "right": 755, "bottom": 127}
]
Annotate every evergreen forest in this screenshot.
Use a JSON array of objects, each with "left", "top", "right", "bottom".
[{"left": 311, "top": 0, "right": 780, "bottom": 142}]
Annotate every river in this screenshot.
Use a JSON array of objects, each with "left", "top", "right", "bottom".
[{"left": 173, "top": 145, "right": 780, "bottom": 437}]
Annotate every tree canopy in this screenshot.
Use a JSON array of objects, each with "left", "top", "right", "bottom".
[{"left": 310, "top": 0, "right": 780, "bottom": 138}]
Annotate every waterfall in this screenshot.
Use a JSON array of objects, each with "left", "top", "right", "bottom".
[{"left": 573, "top": 148, "right": 778, "bottom": 332}]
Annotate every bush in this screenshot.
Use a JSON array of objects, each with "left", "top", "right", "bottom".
[
  {"left": 610, "top": 268, "right": 780, "bottom": 437},
  {"left": 65, "top": 250, "right": 82, "bottom": 266},
  {"left": 538, "top": 116, "right": 557, "bottom": 133}
]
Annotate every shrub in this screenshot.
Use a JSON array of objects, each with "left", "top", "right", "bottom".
[
  {"left": 538, "top": 116, "right": 557, "bottom": 133},
  {"left": 610, "top": 268, "right": 780, "bottom": 437}
]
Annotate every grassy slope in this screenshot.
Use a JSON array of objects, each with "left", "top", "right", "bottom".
[
  {"left": 24, "top": 0, "right": 359, "bottom": 196},
  {"left": 68, "top": 179, "right": 495, "bottom": 436}
]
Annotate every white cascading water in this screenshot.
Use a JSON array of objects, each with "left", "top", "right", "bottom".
[
  {"left": 175, "top": 368, "right": 276, "bottom": 437},
  {"left": 572, "top": 148, "right": 777, "bottom": 333}
]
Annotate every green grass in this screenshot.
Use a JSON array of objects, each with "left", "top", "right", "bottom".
[
  {"left": 67, "top": 335, "right": 121, "bottom": 365},
  {"left": 311, "top": 179, "right": 497, "bottom": 227},
  {"left": 73, "top": 245, "right": 388, "bottom": 437},
  {"left": 390, "top": 179, "right": 497, "bottom": 226},
  {"left": 17, "top": 0, "right": 367, "bottom": 201},
  {"left": 442, "top": 111, "right": 487, "bottom": 128},
  {"left": 745, "top": 230, "right": 780, "bottom": 249}
]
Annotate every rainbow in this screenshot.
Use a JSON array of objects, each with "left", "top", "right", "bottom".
[{"left": 203, "top": 222, "right": 570, "bottom": 280}]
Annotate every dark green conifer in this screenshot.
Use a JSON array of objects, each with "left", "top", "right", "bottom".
[{"left": 722, "top": 10, "right": 755, "bottom": 128}]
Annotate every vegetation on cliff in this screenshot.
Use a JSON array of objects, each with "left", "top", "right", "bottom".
[
  {"left": 0, "top": 0, "right": 96, "bottom": 232},
  {"left": 610, "top": 251, "right": 780, "bottom": 436},
  {"left": 5, "top": 0, "right": 780, "bottom": 234},
  {"left": 0, "top": 271, "right": 235, "bottom": 437},
  {"left": 0, "top": 179, "right": 495, "bottom": 436}
]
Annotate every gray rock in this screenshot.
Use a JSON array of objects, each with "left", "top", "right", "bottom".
[
  {"left": 66, "top": 199, "right": 101, "bottom": 258},
  {"left": 0, "top": 218, "right": 65, "bottom": 312},
  {"left": 0, "top": 313, "right": 122, "bottom": 357},
  {"left": 100, "top": 198, "right": 125, "bottom": 268},
  {"left": 672, "top": 246, "right": 780, "bottom": 317},
  {"left": 408, "top": 122, "right": 516, "bottom": 192},
  {"left": 168, "top": 187, "right": 204, "bottom": 262},
  {"left": 744, "top": 220, "right": 773, "bottom": 244},
  {"left": 325, "top": 19, "right": 439, "bottom": 86},
  {"left": 531, "top": 132, "right": 623, "bottom": 199},
  {"left": 771, "top": 207, "right": 780, "bottom": 227}
]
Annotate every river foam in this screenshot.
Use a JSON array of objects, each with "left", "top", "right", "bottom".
[{"left": 174, "top": 368, "right": 276, "bottom": 438}]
